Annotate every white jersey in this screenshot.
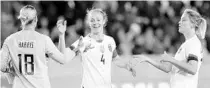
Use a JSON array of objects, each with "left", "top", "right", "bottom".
[
  {"left": 170, "top": 35, "right": 203, "bottom": 88},
  {"left": 1, "top": 30, "right": 64, "bottom": 88},
  {"left": 72, "top": 34, "right": 116, "bottom": 88}
]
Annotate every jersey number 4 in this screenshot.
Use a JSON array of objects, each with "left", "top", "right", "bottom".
[
  {"left": 101, "top": 54, "right": 105, "bottom": 65},
  {"left": 18, "top": 54, "right": 34, "bottom": 75}
]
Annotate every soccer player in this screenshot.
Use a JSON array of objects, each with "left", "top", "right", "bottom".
[
  {"left": 134, "top": 9, "right": 207, "bottom": 88},
  {"left": 57, "top": 8, "right": 137, "bottom": 88},
  {"left": 0, "top": 5, "right": 71, "bottom": 88}
]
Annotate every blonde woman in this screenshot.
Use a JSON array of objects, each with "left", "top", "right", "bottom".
[
  {"left": 1, "top": 5, "right": 70, "bottom": 88},
  {"left": 134, "top": 9, "right": 207, "bottom": 88},
  {"left": 57, "top": 8, "right": 137, "bottom": 88}
]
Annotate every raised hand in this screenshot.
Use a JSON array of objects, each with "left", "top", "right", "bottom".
[{"left": 56, "top": 20, "right": 67, "bottom": 35}]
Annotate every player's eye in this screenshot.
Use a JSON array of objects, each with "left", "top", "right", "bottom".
[
  {"left": 182, "top": 17, "right": 187, "bottom": 21},
  {"left": 91, "top": 19, "right": 95, "bottom": 22},
  {"left": 182, "top": 19, "right": 187, "bottom": 22}
]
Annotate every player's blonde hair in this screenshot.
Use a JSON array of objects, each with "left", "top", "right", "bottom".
[
  {"left": 18, "top": 5, "right": 37, "bottom": 26},
  {"left": 86, "top": 8, "right": 108, "bottom": 27},
  {"left": 184, "top": 9, "right": 207, "bottom": 39}
]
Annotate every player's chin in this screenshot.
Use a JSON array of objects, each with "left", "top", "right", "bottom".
[
  {"left": 91, "top": 30, "right": 100, "bottom": 34},
  {"left": 91, "top": 27, "right": 100, "bottom": 32},
  {"left": 178, "top": 28, "right": 183, "bottom": 33}
]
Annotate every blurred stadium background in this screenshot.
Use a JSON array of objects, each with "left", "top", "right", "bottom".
[{"left": 1, "top": 1, "right": 210, "bottom": 88}]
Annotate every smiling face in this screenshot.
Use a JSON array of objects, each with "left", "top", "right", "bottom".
[
  {"left": 87, "top": 10, "right": 106, "bottom": 34},
  {"left": 178, "top": 12, "right": 194, "bottom": 34}
]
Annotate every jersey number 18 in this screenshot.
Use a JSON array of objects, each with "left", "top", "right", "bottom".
[{"left": 18, "top": 54, "right": 34, "bottom": 75}]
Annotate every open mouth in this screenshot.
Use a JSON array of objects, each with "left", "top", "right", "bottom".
[{"left": 92, "top": 24, "right": 100, "bottom": 28}]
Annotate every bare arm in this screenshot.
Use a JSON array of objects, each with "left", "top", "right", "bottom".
[
  {"left": 58, "top": 32, "right": 66, "bottom": 55},
  {"left": 45, "top": 36, "right": 67, "bottom": 64},
  {"left": 57, "top": 20, "right": 68, "bottom": 55},
  {"left": 57, "top": 20, "right": 81, "bottom": 63},
  {"left": 133, "top": 54, "right": 172, "bottom": 73},
  {"left": 58, "top": 34, "right": 77, "bottom": 63},
  {"left": 113, "top": 55, "right": 129, "bottom": 68},
  {"left": 146, "top": 57, "right": 172, "bottom": 73},
  {"left": 163, "top": 55, "right": 198, "bottom": 75}
]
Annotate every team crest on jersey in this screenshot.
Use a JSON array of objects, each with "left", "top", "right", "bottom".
[{"left": 108, "top": 44, "right": 112, "bottom": 52}]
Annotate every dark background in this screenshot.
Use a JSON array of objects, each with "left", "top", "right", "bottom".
[{"left": 1, "top": 1, "right": 210, "bottom": 88}]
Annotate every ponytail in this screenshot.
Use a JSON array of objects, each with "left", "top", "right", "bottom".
[
  {"left": 196, "top": 18, "right": 207, "bottom": 53},
  {"left": 198, "top": 18, "right": 207, "bottom": 39},
  {"left": 18, "top": 5, "right": 37, "bottom": 28}
]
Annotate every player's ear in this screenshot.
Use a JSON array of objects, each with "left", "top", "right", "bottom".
[
  {"left": 36, "top": 16, "right": 38, "bottom": 22},
  {"left": 33, "top": 16, "right": 38, "bottom": 23},
  {"left": 102, "top": 19, "right": 106, "bottom": 26}
]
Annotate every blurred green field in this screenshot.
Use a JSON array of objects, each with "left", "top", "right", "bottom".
[{"left": 1, "top": 54, "right": 210, "bottom": 88}]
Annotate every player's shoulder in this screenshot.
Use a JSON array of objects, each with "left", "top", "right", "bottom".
[
  {"left": 185, "top": 36, "right": 202, "bottom": 49},
  {"left": 40, "top": 33, "right": 49, "bottom": 38},
  {"left": 40, "top": 33, "right": 51, "bottom": 41},
  {"left": 4, "top": 31, "right": 21, "bottom": 43},
  {"left": 33, "top": 31, "right": 48, "bottom": 38},
  {"left": 31, "top": 31, "right": 52, "bottom": 44},
  {"left": 189, "top": 36, "right": 201, "bottom": 46},
  {"left": 30, "top": 31, "right": 51, "bottom": 42}
]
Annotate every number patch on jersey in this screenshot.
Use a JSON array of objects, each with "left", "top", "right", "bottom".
[
  {"left": 100, "top": 54, "right": 105, "bottom": 65},
  {"left": 18, "top": 54, "right": 34, "bottom": 75}
]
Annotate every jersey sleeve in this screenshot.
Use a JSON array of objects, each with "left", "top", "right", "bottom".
[
  {"left": 1, "top": 38, "right": 11, "bottom": 72},
  {"left": 111, "top": 37, "right": 117, "bottom": 51},
  {"left": 110, "top": 37, "right": 118, "bottom": 60},
  {"left": 185, "top": 41, "right": 202, "bottom": 62},
  {"left": 45, "top": 36, "right": 65, "bottom": 64}
]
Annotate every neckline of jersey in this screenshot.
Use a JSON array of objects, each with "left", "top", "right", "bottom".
[
  {"left": 184, "top": 35, "right": 198, "bottom": 45},
  {"left": 88, "top": 33, "right": 105, "bottom": 43}
]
